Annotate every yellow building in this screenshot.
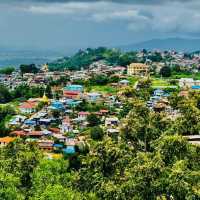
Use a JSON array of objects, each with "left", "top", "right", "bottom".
[
  {"left": 127, "top": 63, "right": 149, "bottom": 76},
  {"left": 41, "top": 64, "right": 49, "bottom": 73}
]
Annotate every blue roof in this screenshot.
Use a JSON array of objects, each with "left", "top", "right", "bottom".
[
  {"left": 64, "top": 85, "right": 83, "bottom": 92},
  {"left": 24, "top": 120, "right": 36, "bottom": 125},
  {"left": 63, "top": 146, "right": 75, "bottom": 154},
  {"left": 191, "top": 85, "right": 200, "bottom": 89},
  {"left": 51, "top": 101, "right": 64, "bottom": 110},
  {"left": 54, "top": 144, "right": 63, "bottom": 148}
]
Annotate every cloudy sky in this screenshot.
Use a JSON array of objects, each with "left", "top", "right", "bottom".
[{"left": 1, "top": 0, "right": 200, "bottom": 51}]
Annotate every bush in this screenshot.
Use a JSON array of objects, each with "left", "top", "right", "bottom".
[{"left": 90, "top": 126, "right": 104, "bottom": 141}]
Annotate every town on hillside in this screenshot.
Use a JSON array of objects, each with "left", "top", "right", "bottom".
[{"left": 0, "top": 48, "right": 200, "bottom": 199}]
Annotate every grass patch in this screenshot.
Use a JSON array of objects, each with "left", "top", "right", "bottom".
[
  {"left": 127, "top": 76, "right": 138, "bottom": 86},
  {"left": 171, "top": 72, "right": 200, "bottom": 80},
  {"left": 152, "top": 78, "right": 177, "bottom": 89},
  {"left": 87, "top": 85, "right": 118, "bottom": 94}
]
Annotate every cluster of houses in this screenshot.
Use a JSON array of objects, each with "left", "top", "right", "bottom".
[
  {"left": 0, "top": 81, "right": 123, "bottom": 157},
  {"left": 147, "top": 89, "right": 171, "bottom": 112},
  {"left": 1, "top": 50, "right": 200, "bottom": 153}
]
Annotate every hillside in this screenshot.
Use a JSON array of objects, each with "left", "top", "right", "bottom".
[{"left": 49, "top": 47, "right": 138, "bottom": 71}]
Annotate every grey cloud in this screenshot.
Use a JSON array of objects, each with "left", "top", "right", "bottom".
[{"left": 0, "top": 0, "right": 194, "bottom": 4}]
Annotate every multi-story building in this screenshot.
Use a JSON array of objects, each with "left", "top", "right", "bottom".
[{"left": 127, "top": 63, "right": 149, "bottom": 76}]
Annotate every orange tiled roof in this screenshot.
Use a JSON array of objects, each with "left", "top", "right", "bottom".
[{"left": 0, "top": 137, "right": 15, "bottom": 143}]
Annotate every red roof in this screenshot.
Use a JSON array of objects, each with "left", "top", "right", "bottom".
[
  {"left": 20, "top": 102, "right": 37, "bottom": 109},
  {"left": 11, "top": 130, "right": 26, "bottom": 136},
  {"left": 78, "top": 112, "right": 90, "bottom": 115},
  {"left": 63, "top": 91, "right": 80, "bottom": 95},
  {"left": 49, "top": 127, "right": 60, "bottom": 133},
  {"left": 100, "top": 109, "right": 109, "bottom": 113},
  {"left": 27, "top": 131, "right": 43, "bottom": 137}
]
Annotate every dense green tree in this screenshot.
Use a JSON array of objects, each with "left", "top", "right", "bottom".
[
  {"left": 87, "top": 113, "right": 101, "bottom": 127},
  {"left": 160, "top": 66, "right": 171, "bottom": 77},
  {"left": 0, "top": 171, "right": 24, "bottom": 200},
  {"left": 20, "top": 64, "right": 39, "bottom": 75},
  {"left": 121, "top": 101, "right": 170, "bottom": 151},
  {"left": 0, "top": 84, "right": 12, "bottom": 103},
  {"left": 171, "top": 100, "right": 200, "bottom": 135},
  {"left": 45, "top": 84, "right": 53, "bottom": 98},
  {"left": 90, "top": 126, "right": 104, "bottom": 141},
  {"left": 0, "top": 67, "right": 15, "bottom": 75},
  {"left": 0, "top": 139, "right": 42, "bottom": 193}
]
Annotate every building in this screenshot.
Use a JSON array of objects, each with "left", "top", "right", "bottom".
[
  {"left": 63, "top": 85, "right": 83, "bottom": 99},
  {"left": 127, "top": 63, "right": 149, "bottom": 76},
  {"left": 184, "top": 135, "right": 200, "bottom": 145},
  {"left": 37, "top": 140, "right": 54, "bottom": 150},
  {"left": 0, "top": 137, "right": 15, "bottom": 147},
  {"left": 19, "top": 101, "right": 38, "bottom": 114},
  {"left": 87, "top": 92, "right": 102, "bottom": 102},
  {"left": 179, "top": 78, "right": 200, "bottom": 88},
  {"left": 105, "top": 117, "right": 119, "bottom": 127},
  {"left": 64, "top": 85, "right": 83, "bottom": 92}
]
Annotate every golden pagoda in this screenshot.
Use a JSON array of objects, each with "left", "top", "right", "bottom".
[
  {"left": 41, "top": 93, "right": 49, "bottom": 104},
  {"left": 42, "top": 63, "right": 49, "bottom": 73}
]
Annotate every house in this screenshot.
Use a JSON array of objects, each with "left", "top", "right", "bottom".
[
  {"left": 9, "top": 115, "right": 27, "bottom": 126},
  {"left": 64, "top": 84, "right": 83, "bottom": 92},
  {"left": 107, "top": 128, "right": 120, "bottom": 140},
  {"left": 53, "top": 133, "right": 66, "bottom": 143},
  {"left": 63, "top": 146, "right": 76, "bottom": 154},
  {"left": 87, "top": 92, "right": 102, "bottom": 102},
  {"left": 191, "top": 86, "right": 200, "bottom": 90},
  {"left": 154, "top": 89, "right": 164, "bottom": 96},
  {"left": 179, "top": 78, "right": 200, "bottom": 88},
  {"left": 26, "top": 131, "right": 43, "bottom": 138},
  {"left": 61, "top": 117, "right": 72, "bottom": 133},
  {"left": 19, "top": 101, "right": 38, "bottom": 114},
  {"left": 119, "top": 80, "right": 130, "bottom": 86},
  {"left": 37, "top": 140, "right": 54, "bottom": 150},
  {"left": 105, "top": 117, "right": 119, "bottom": 127},
  {"left": 112, "top": 66, "right": 126, "bottom": 74},
  {"left": 63, "top": 85, "right": 83, "bottom": 99},
  {"left": 63, "top": 91, "right": 81, "bottom": 99},
  {"left": 49, "top": 127, "right": 60, "bottom": 134},
  {"left": 184, "top": 135, "right": 200, "bottom": 145},
  {"left": 78, "top": 112, "right": 90, "bottom": 120},
  {"left": 50, "top": 101, "right": 64, "bottom": 110},
  {"left": 127, "top": 63, "right": 149, "bottom": 76},
  {"left": 65, "top": 138, "right": 77, "bottom": 146},
  {"left": 10, "top": 130, "right": 26, "bottom": 137},
  {"left": 0, "top": 137, "right": 15, "bottom": 147},
  {"left": 24, "top": 119, "right": 37, "bottom": 126},
  {"left": 100, "top": 109, "right": 109, "bottom": 115}
]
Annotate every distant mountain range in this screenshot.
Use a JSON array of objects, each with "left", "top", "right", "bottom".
[{"left": 119, "top": 38, "right": 200, "bottom": 52}]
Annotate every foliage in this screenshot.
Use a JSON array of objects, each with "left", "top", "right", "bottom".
[
  {"left": 90, "top": 126, "right": 104, "bottom": 141},
  {"left": 160, "top": 66, "right": 172, "bottom": 77},
  {"left": 0, "top": 84, "right": 12, "bottom": 103},
  {"left": 20, "top": 64, "right": 39, "bottom": 75},
  {"left": 49, "top": 47, "right": 138, "bottom": 71},
  {"left": 87, "top": 113, "right": 101, "bottom": 127},
  {"left": 0, "top": 67, "right": 15, "bottom": 75}
]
